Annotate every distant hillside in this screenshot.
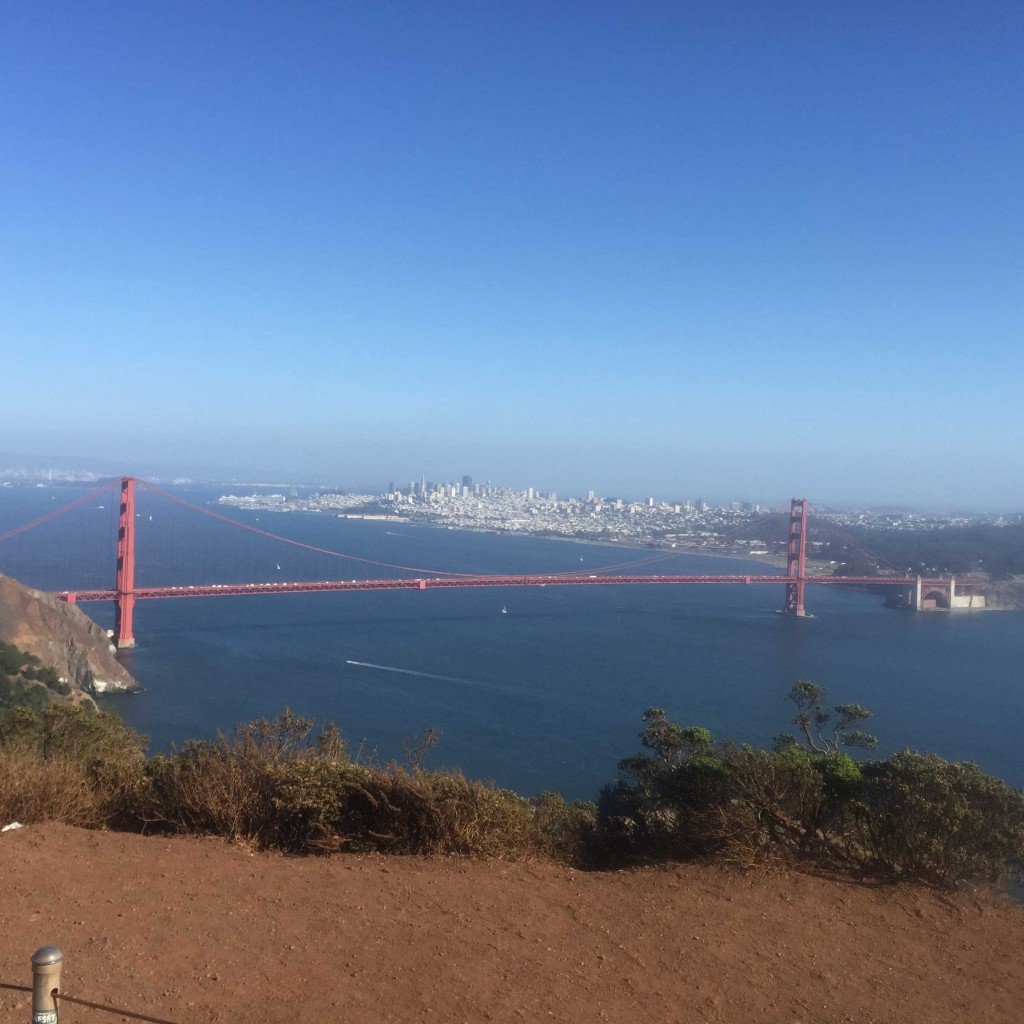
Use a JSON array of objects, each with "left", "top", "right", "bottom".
[
  {"left": 820, "top": 524, "right": 1024, "bottom": 578},
  {"left": 0, "top": 573, "right": 138, "bottom": 695}
]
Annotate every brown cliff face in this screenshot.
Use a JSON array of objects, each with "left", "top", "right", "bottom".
[{"left": 0, "top": 573, "right": 139, "bottom": 695}]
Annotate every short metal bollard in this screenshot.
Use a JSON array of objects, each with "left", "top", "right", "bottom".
[{"left": 30, "top": 947, "right": 63, "bottom": 1024}]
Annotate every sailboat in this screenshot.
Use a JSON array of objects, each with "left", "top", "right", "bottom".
[{"left": 501, "top": 605, "right": 507, "bottom": 615}]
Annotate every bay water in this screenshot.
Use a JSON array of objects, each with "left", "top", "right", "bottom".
[{"left": 2, "top": 484, "right": 1022, "bottom": 800}]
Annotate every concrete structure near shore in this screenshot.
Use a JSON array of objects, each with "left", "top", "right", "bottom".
[{"left": 914, "top": 575, "right": 987, "bottom": 610}]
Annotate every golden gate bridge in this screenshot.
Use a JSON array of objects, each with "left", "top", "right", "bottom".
[{"left": 0, "top": 477, "right": 969, "bottom": 649}]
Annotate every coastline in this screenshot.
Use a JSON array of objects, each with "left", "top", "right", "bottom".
[
  {"left": 216, "top": 501, "right": 797, "bottom": 570},
  {"left": 240, "top": 502, "right": 836, "bottom": 574},
  {"left": 402, "top": 518, "right": 823, "bottom": 572}
]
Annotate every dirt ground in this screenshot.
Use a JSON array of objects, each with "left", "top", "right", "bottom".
[{"left": 1, "top": 823, "right": 1022, "bottom": 1023}]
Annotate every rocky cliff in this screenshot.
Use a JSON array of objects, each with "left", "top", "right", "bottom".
[{"left": 0, "top": 573, "right": 139, "bottom": 694}]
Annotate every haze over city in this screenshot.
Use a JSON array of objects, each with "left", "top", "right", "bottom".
[{"left": 2, "top": 3, "right": 1022, "bottom": 507}]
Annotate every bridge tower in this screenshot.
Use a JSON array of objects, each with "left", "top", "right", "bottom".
[
  {"left": 783, "top": 498, "right": 809, "bottom": 617},
  {"left": 114, "top": 476, "right": 136, "bottom": 648}
]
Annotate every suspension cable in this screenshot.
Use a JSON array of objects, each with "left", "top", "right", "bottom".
[
  {"left": 0, "top": 480, "right": 118, "bottom": 543},
  {"left": 138, "top": 481, "right": 501, "bottom": 578},
  {"left": 807, "top": 504, "right": 905, "bottom": 573},
  {"left": 139, "top": 482, "right": 791, "bottom": 580}
]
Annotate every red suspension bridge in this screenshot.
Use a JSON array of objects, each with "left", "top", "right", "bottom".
[{"left": 0, "top": 477, "right": 971, "bottom": 649}]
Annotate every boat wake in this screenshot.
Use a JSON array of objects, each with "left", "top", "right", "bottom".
[{"left": 345, "top": 660, "right": 476, "bottom": 686}]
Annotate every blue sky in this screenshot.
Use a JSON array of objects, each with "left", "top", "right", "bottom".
[{"left": 2, "top": 2, "right": 1022, "bottom": 506}]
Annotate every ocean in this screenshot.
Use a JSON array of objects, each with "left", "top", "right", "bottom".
[{"left": 2, "top": 483, "right": 1023, "bottom": 800}]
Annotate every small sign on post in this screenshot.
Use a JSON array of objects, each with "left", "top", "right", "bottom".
[{"left": 31, "top": 947, "right": 63, "bottom": 1024}]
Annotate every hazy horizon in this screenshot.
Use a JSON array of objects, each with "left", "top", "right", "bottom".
[
  {"left": 3, "top": 4, "right": 1022, "bottom": 509},
  {"left": 0, "top": 445, "right": 1019, "bottom": 515}
]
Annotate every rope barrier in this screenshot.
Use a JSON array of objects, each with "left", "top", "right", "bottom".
[
  {"left": 54, "top": 988, "right": 181, "bottom": 1024},
  {"left": 1, "top": 980, "right": 180, "bottom": 1024}
]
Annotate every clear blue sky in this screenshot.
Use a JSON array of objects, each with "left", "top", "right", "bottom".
[{"left": 2, "top": 2, "right": 1022, "bottom": 506}]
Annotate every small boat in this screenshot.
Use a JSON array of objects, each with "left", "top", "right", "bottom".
[
  {"left": 275, "top": 563, "right": 281, "bottom": 570},
  {"left": 501, "top": 605, "right": 507, "bottom": 615}
]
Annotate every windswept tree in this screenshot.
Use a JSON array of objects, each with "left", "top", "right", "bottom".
[
  {"left": 775, "top": 680, "right": 877, "bottom": 753},
  {"left": 634, "top": 707, "right": 714, "bottom": 767}
]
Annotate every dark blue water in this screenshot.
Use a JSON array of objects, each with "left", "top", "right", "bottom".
[{"left": 3, "top": 484, "right": 1023, "bottom": 800}]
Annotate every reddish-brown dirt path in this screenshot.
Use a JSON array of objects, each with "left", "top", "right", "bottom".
[{"left": 1, "top": 823, "right": 1022, "bottom": 1023}]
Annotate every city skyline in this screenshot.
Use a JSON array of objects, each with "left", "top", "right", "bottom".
[
  {"left": 3, "top": 4, "right": 1023, "bottom": 507},
  {"left": 0, "top": 449, "right": 1017, "bottom": 515}
]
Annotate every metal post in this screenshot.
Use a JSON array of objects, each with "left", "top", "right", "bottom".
[{"left": 31, "top": 947, "right": 63, "bottom": 1024}]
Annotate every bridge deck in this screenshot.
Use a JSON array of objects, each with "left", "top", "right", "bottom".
[{"left": 58, "top": 573, "right": 943, "bottom": 603}]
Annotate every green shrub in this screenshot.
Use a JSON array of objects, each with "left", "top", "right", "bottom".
[
  {"left": 0, "top": 703, "right": 147, "bottom": 825},
  {"left": 530, "top": 791, "right": 597, "bottom": 865},
  {"left": 350, "top": 768, "right": 539, "bottom": 857},
  {"left": 269, "top": 762, "right": 594, "bottom": 859},
  {"left": 0, "top": 675, "right": 50, "bottom": 711},
  {"left": 2, "top": 694, "right": 1022, "bottom": 886},
  {"left": 0, "top": 642, "right": 39, "bottom": 676},
  {"left": 35, "top": 666, "right": 63, "bottom": 690},
  {"left": 595, "top": 709, "right": 734, "bottom": 862},
  {"left": 141, "top": 710, "right": 586, "bottom": 860},
  {"left": 594, "top": 702, "right": 1024, "bottom": 886},
  {"left": 143, "top": 710, "right": 324, "bottom": 841},
  {"left": 855, "top": 752, "right": 1024, "bottom": 884},
  {"left": 0, "top": 642, "right": 70, "bottom": 708},
  {"left": 724, "top": 747, "right": 862, "bottom": 864},
  {"left": 265, "top": 757, "right": 371, "bottom": 851},
  {"left": 0, "top": 748, "right": 98, "bottom": 826}
]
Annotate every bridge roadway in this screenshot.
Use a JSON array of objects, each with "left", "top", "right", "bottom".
[{"left": 58, "top": 573, "right": 928, "bottom": 603}]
